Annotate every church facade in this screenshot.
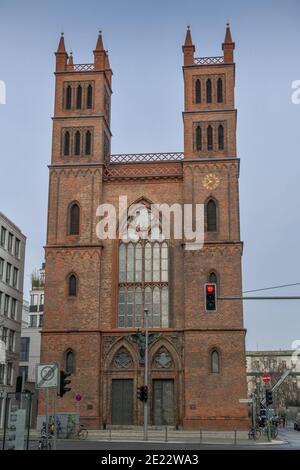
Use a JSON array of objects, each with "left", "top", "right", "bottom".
[{"left": 39, "top": 26, "right": 249, "bottom": 429}]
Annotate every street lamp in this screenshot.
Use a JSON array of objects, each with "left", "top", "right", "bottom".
[{"left": 144, "top": 308, "right": 149, "bottom": 441}]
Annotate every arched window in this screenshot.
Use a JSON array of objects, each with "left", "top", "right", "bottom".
[
  {"left": 209, "top": 271, "right": 218, "bottom": 285},
  {"left": 195, "top": 79, "right": 201, "bottom": 103},
  {"left": 217, "top": 78, "right": 223, "bottom": 103},
  {"left": 118, "top": 240, "right": 169, "bottom": 328},
  {"left": 69, "top": 203, "right": 80, "bottom": 235},
  {"left": 85, "top": 130, "right": 91, "bottom": 155},
  {"left": 76, "top": 85, "right": 82, "bottom": 109},
  {"left": 64, "top": 131, "right": 70, "bottom": 156},
  {"left": 68, "top": 274, "right": 77, "bottom": 296},
  {"left": 206, "top": 79, "right": 212, "bottom": 103},
  {"left": 206, "top": 199, "right": 217, "bottom": 232},
  {"left": 211, "top": 350, "right": 220, "bottom": 374},
  {"left": 207, "top": 125, "right": 213, "bottom": 151},
  {"left": 66, "top": 86, "right": 72, "bottom": 110},
  {"left": 87, "top": 85, "right": 93, "bottom": 109},
  {"left": 218, "top": 125, "right": 224, "bottom": 150},
  {"left": 66, "top": 350, "right": 74, "bottom": 374},
  {"left": 195, "top": 126, "right": 202, "bottom": 151},
  {"left": 75, "top": 131, "right": 81, "bottom": 156}
]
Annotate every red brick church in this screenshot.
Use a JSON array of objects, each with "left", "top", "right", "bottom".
[{"left": 40, "top": 25, "right": 249, "bottom": 429}]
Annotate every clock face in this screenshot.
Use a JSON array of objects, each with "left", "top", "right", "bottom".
[{"left": 202, "top": 173, "right": 220, "bottom": 190}]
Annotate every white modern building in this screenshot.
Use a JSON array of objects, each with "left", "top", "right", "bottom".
[{"left": 0, "top": 212, "right": 26, "bottom": 428}]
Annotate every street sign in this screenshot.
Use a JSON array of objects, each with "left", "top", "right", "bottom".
[
  {"left": 239, "top": 399, "right": 253, "bottom": 403},
  {"left": 36, "top": 363, "right": 59, "bottom": 389},
  {"left": 262, "top": 373, "right": 271, "bottom": 384},
  {"left": 75, "top": 394, "right": 82, "bottom": 402}
]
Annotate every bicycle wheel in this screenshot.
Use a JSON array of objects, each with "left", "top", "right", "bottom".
[
  {"left": 254, "top": 428, "right": 261, "bottom": 440},
  {"left": 248, "top": 429, "right": 254, "bottom": 440},
  {"left": 271, "top": 427, "right": 278, "bottom": 439},
  {"left": 78, "top": 427, "right": 88, "bottom": 440}
]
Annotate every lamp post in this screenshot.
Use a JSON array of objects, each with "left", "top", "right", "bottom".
[{"left": 144, "top": 308, "right": 149, "bottom": 441}]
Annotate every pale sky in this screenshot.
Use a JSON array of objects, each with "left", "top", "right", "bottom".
[{"left": 0, "top": 0, "right": 300, "bottom": 350}]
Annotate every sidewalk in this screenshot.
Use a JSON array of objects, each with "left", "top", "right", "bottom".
[{"left": 19, "top": 428, "right": 285, "bottom": 446}]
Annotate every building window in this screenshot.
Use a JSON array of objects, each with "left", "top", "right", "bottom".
[
  {"left": 195, "top": 79, "right": 201, "bottom": 103},
  {"left": 85, "top": 130, "right": 91, "bottom": 155},
  {"left": 207, "top": 125, "right": 213, "bottom": 151},
  {"left": 4, "top": 295, "right": 9, "bottom": 316},
  {"left": 14, "top": 238, "right": 20, "bottom": 258},
  {"left": 206, "top": 199, "right": 217, "bottom": 232},
  {"left": 0, "top": 364, "right": 4, "bottom": 384},
  {"left": 75, "top": 131, "right": 81, "bottom": 156},
  {"left": 66, "top": 85, "right": 72, "bottom": 110},
  {"left": 195, "top": 126, "right": 202, "bottom": 151},
  {"left": 29, "top": 315, "right": 38, "bottom": 328},
  {"left": 64, "top": 131, "right": 70, "bottom": 156},
  {"left": 0, "top": 258, "right": 4, "bottom": 280},
  {"left": 0, "top": 227, "right": 6, "bottom": 248},
  {"left": 68, "top": 274, "right": 77, "bottom": 297},
  {"left": 11, "top": 298, "right": 17, "bottom": 320},
  {"left": 0, "top": 291, "right": 2, "bottom": 313},
  {"left": 211, "top": 350, "right": 220, "bottom": 374},
  {"left": 2, "top": 327, "right": 8, "bottom": 345},
  {"left": 206, "top": 79, "right": 212, "bottom": 103},
  {"left": 8, "top": 233, "right": 13, "bottom": 253},
  {"left": 18, "top": 366, "right": 28, "bottom": 382},
  {"left": 217, "top": 78, "right": 223, "bottom": 103},
  {"left": 69, "top": 203, "right": 80, "bottom": 235},
  {"left": 218, "top": 125, "right": 224, "bottom": 150},
  {"left": 39, "top": 315, "right": 43, "bottom": 327},
  {"left": 6, "top": 363, "right": 13, "bottom": 385},
  {"left": 12, "top": 267, "right": 19, "bottom": 289},
  {"left": 66, "top": 350, "right": 74, "bottom": 374},
  {"left": 8, "top": 330, "right": 15, "bottom": 352},
  {"left": 118, "top": 241, "right": 169, "bottom": 328},
  {"left": 87, "top": 85, "right": 93, "bottom": 109},
  {"left": 76, "top": 85, "right": 82, "bottom": 109},
  {"left": 20, "top": 337, "right": 30, "bottom": 361}
]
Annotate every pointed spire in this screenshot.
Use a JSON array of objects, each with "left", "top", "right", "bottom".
[
  {"left": 182, "top": 26, "right": 195, "bottom": 66},
  {"left": 222, "top": 22, "right": 235, "bottom": 63},
  {"left": 224, "top": 22, "right": 233, "bottom": 44},
  {"left": 184, "top": 25, "right": 193, "bottom": 47},
  {"left": 104, "top": 50, "right": 113, "bottom": 86},
  {"left": 57, "top": 32, "right": 66, "bottom": 54},
  {"left": 94, "top": 30, "right": 104, "bottom": 51},
  {"left": 68, "top": 51, "right": 74, "bottom": 66},
  {"left": 55, "top": 32, "right": 67, "bottom": 72},
  {"left": 94, "top": 30, "right": 106, "bottom": 71}
]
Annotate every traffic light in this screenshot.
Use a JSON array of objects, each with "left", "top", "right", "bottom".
[
  {"left": 204, "top": 283, "right": 217, "bottom": 311},
  {"left": 266, "top": 389, "right": 273, "bottom": 407},
  {"left": 137, "top": 385, "right": 148, "bottom": 402},
  {"left": 59, "top": 370, "right": 71, "bottom": 397}
]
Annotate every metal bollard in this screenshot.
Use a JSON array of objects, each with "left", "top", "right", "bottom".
[
  {"left": 165, "top": 426, "right": 168, "bottom": 442},
  {"left": 109, "top": 428, "right": 112, "bottom": 441},
  {"left": 234, "top": 429, "right": 237, "bottom": 445},
  {"left": 200, "top": 429, "right": 203, "bottom": 444}
]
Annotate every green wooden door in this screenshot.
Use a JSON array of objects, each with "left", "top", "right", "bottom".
[{"left": 111, "top": 379, "right": 133, "bottom": 425}]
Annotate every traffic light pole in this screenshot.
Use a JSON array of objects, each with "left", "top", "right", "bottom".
[{"left": 144, "top": 308, "right": 149, "bottom": 441}]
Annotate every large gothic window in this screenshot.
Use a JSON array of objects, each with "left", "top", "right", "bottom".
[
  {"left": 195, "top": 79, "right": 201, "bottom": 103},
  {"left": 68, "top": 274, "right": 77, "bottom": 296},
  {"left": 206, "top": 199, "right": 217, "bottom": 232},
  {"left": 118, "top": 241, "right": 169, "bottom": 328}
]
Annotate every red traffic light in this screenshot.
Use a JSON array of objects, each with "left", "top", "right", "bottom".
[{"left": 206, "top": 285, "right": 215, "bottom": 294}]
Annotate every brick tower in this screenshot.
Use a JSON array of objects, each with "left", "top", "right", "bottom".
[{"left": 40, "top": 26, "right": 249, "bottom": 430}]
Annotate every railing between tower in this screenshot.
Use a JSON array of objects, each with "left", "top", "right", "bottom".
[
  {"left": 108, "top": 152, "right": 184, "bottom": 164},
  {"left": 193, "top": 56, "right": 224, "bottom": 65}
]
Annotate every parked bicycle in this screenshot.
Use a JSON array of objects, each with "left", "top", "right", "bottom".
[
  {"left": 66, "top": 415, "right": 88, "bottom": 440},
  {"left": 248, "top": 425, "right": 261, "bottom": 440},
  {"left": 38, "top": 429, "right": 52, "bottom": 450}
]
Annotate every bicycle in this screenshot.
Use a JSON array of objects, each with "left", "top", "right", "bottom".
[
  {"left": 38, "top": 430, "right": 52, "bottom": 450},
  {"left": 248, "top": 425, "right": 261, "bottom": 440},
  {"left": 66, "top": 415, "right": 88, "bottom": 440}
]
